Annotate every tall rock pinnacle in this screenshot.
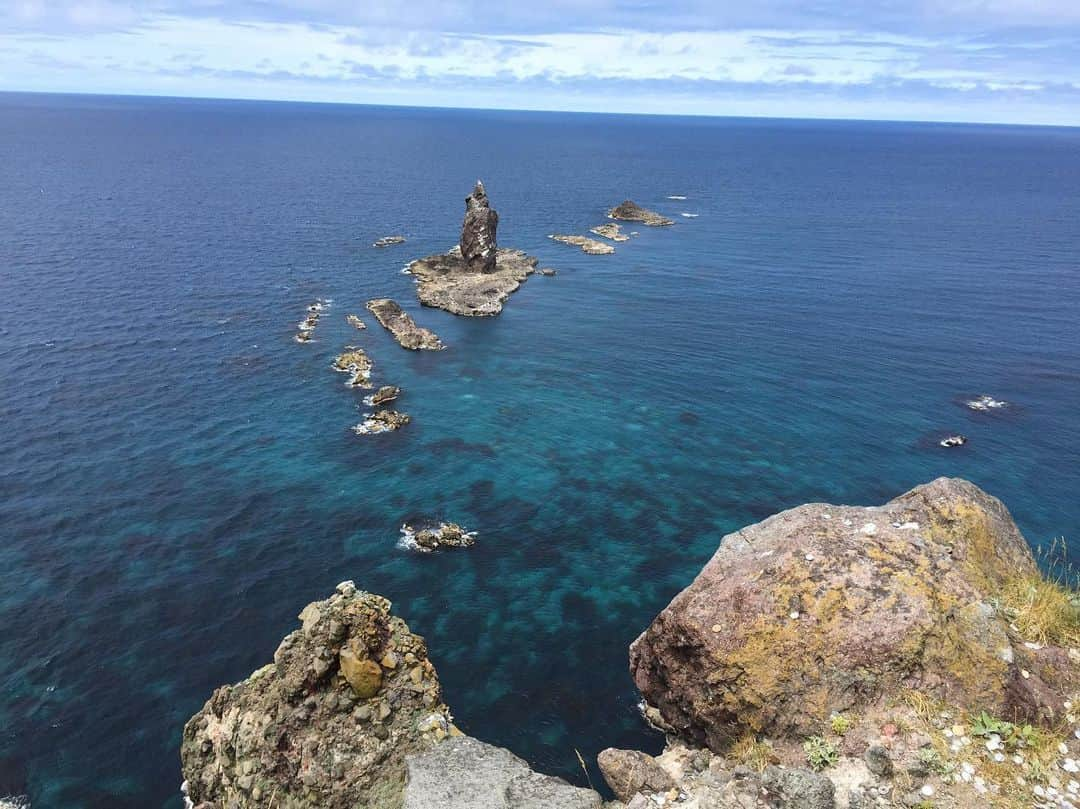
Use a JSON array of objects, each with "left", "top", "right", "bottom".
[{"left": 460, "top": 180, "right": 499, "bottom": 274}]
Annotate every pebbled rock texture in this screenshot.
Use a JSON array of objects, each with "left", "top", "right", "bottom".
[{"left": 180, "top": 583, "right": 454, "bottom": 809}]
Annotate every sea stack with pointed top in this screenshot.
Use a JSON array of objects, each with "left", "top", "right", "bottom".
[
  {"left": 405, "top": 181, "right": 540, "bottom": 316},
  {"left": 460, "top": 180, "right": 499, "bottom": 274}
]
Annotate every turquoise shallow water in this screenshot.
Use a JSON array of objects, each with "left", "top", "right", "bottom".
[{"left": 1, "top": 94, "right": 1079, "bottom": 807}]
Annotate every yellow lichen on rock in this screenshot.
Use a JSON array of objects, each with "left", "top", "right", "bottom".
[
  {"left": 340, "top": 641, "right": 384, "bottom": 698},
  {"left": 630, "top": 478, "right": 1078, "bottom": 751}
]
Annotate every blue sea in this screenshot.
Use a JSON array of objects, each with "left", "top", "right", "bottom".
[{"left": 1, "top": 93, "right": 1079, "bottom": 808}]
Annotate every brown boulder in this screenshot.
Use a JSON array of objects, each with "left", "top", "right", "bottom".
[
  {"left": 339, "top": 640, "right": 384, "bottom": 697},
  {"left": 629, "top": 478, "right": 1076, "bottom": 750},
  {"left": 596, "top": 748, "right": 675, "bottom": 803}
]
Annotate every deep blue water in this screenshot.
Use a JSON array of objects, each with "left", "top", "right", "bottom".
[{"left": 1, "top": 93, "right": 1079, "bottom": 808}]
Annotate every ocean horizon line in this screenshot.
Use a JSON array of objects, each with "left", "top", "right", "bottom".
[{"left": 2, "top": 88, "right": 1078, "bottom": 131}]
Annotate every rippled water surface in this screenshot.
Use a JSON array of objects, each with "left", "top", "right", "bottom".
[{"left": 2, "top": 94, "right": 1079, "bottom": 807}]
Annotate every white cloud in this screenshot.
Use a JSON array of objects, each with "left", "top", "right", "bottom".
[{"left": 0, "top": 12, "right": 1078, "bottom": 124}]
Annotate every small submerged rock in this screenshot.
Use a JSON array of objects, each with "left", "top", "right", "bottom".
[
  {"left": 399, "top": 521, "right": 477, "bottom": 552},
  {"left": 366, "top": 299, "right": 444, "bottom": 350},
  {"left": 345, "top": 314, "right": 366, "bottom": 330},
  {"left": 363, "top": 385, "right": 401, "bottom": 407},
  {"left": 609, "top": 200, "right": 674, "bottom": 227},
  {"left": 549, "top": 234, "right": 615, "bottom": 255},
  {"left": 373, "top": 235, "right": 406, "bottom": 248},
  {"left": 940, "top": 434, "right": 968, "bottom": 448},
  {"left": 966, "top": 394, "right": 1009, "bottom": 412},
  {"left": 539, "top": 268, "right": 557, "bottom": 277},
  {"left": 353, "top": 410, "right": 410, "bottom": 435},
  {"left": 333, "top": 348, "right": 374, "bottom": 388},
  {"left": 295, "top": 299, "right": 329, "bottom": 342},
  {"left": 590, "top": 222, "right": 631, "bottom": 242}
]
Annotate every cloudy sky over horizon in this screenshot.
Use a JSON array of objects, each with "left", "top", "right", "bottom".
[{"left": 3, "top": 1, "right": 1080, "bottom": 124}]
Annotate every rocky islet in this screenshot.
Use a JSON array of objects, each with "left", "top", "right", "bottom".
[
  {"left": 333, "top": 348, "right": 374, "bottom": 388},
  {"left": 591, "top": 222, "right": 632, "bottom": 242},
  {"left": 364, "top": 385, "right": 402, "bottom": 407},
  {"left": 609, "top": 199, "right": 675, "bottom": 226},
  {"left": 405, "top": 182, "right": 540, "bottom": 316},
  {"left": 374, "top": 235, "right": 407, "bottom": 248},
  {"left": 366, "top": 298, "right": 445, "bottom": 350},
  {"left": 398, "top": 521, "right": 477, "bottom": 552},
  {"left": 353, "top": 410, "right": 410, "bottom": 435},
  {"left": 294, "top": 299, "right": 329, "bottom": 343},
  {"left": 549, "top": 234, "right": 616, "bottom": 255}
]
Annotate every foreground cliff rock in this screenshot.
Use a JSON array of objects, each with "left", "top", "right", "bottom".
[
  {"left": 181, "top": 583, "right": 602, "bottom": 809},
  {"left": 630, "top": 477, "right": 1077, "bottom": 751},
  {"left": 406, "top": 181, "right": 540, "bottom": 316},
  {"left": 182, "top": 480, "right": 1079, "bottom": 809},
  {"left": 180, "top": 583, "right": 453, "bottom": 809},
  {"left": 403, "top": 737, "right": 601, "bottom": 809}
]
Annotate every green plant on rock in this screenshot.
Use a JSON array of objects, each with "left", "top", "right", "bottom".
[
  {"left": 969, "top": 711, "right": 1042, "bottom": 751},
  {"left": 1028, "top": 758, "right": 1048, "bottom": 783},
  {"left": 917, "top": 747, "right": 954, "bottom": 777},
  {"left": 970, "top": 710, "right": 1013, "bottom": 739},
  {"left": 1009, "top": 723, "right": 1037, "bottom": 749},
  {"left": 803, "top": 736, "right": 839, "bottom": 771},
  {"left": 830, "top": 713, "right": 851, "bottom": 736}
]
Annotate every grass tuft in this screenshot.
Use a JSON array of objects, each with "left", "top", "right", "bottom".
[
  {"left": 729, "top": 733, "right": 776, "bottom": 773},
  {"left": 1001, "top": 574, "right": 1080, "bottom": 647}
]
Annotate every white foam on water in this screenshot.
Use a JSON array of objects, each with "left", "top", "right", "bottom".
[
  {"left": 667, "top": 195, "right": 687, "bottom": 200},
  {"left": 680, "top": 212, "right": 699, "bottom": 218},
  {"left": 966, "top": 394, "right": 1008, "bottom": 411},
  {"left": 352, "top": 416, "right": 391, "bottom": 435},
  {"left": 0, "top": 797, "right": 31, "bottom": 809},
  {"left": 397, "top": 524, "right": 420, "bottom": 551}
]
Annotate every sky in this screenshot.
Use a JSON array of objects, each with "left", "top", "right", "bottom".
[{"left": 2, "top": 1, "right": 1080, "bottom": 125}]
